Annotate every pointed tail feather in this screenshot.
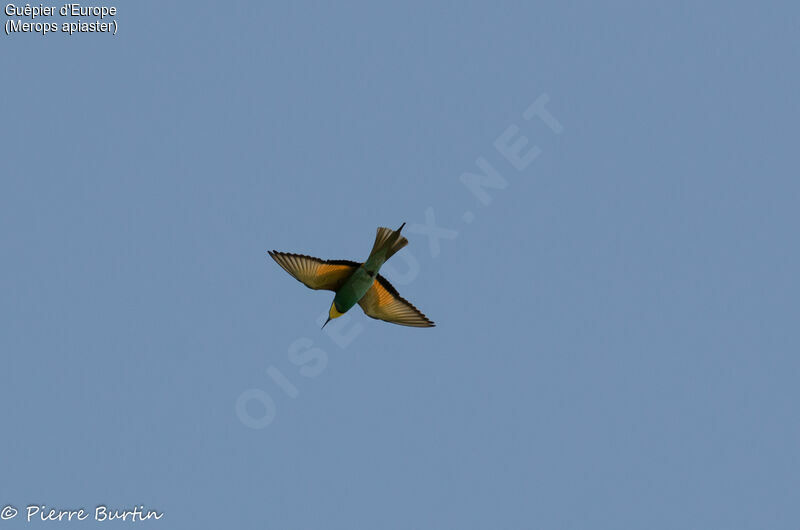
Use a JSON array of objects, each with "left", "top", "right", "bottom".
[{"left": 368, "top": 223, "right": 408, "bottom": 261}]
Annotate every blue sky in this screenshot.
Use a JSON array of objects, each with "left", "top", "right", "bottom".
[{"left": 1, "top": 2, "right": 799, "bottom": 528}]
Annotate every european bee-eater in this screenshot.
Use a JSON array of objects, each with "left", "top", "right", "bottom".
[{"left": 268, "top": 223, "right": 435, "bottom": 328}]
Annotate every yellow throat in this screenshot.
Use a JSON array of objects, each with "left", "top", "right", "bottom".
[
  {"left": 328, "top": 302, "right": 344, "bottom": 320},
  {"left": 322, "top": 301, "right": 344, "bottom": 329}
]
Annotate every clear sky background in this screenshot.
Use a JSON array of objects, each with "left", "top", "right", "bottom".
[{"left": 2, "top": 2, "right": 799, "bottom": 528}]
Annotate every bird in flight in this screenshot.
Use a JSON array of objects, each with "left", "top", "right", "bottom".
[{"left": 269, "top": 223, "right": 435, "bottom": 328}]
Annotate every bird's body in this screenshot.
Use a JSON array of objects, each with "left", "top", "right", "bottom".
[
  {"left": 269, "top": 223, "right": 434, "bottom": 327},
  {"left": 332, "top": 266, "right": 376, "bottom": 314}
]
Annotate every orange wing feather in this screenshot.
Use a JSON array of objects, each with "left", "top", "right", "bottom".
[
  {"left": 358, "top": 274, "right": 435, "bottom": 327},
  {"left": 268, "top": 251, "right": 358, "bottom": 291}
]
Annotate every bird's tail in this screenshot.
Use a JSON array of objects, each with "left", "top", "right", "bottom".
[{"left": 368, "top": 223, "right": 408, "bottom": 262}]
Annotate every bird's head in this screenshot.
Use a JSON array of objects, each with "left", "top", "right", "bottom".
[{"left": 322, "top": 301, "right": 344, "bottom": 329}]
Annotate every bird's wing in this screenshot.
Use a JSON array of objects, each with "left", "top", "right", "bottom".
[
  {"left": 358, "top": 274, "right": 435, "bottom": 327},
  {"left": 268, "top": 251, "right": 359, "bottom": 291}
]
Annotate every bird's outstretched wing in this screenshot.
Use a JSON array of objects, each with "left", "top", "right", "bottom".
[
  {"left": 268, "top": 251, "right": 359, "bottom": 291},
  {"left": 358, "top": 274, "right": 435, "bottom": 327}
]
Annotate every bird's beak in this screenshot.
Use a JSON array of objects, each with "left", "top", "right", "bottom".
[{"left": 321, "top": 316, "right": 332, "bottom": 329}]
